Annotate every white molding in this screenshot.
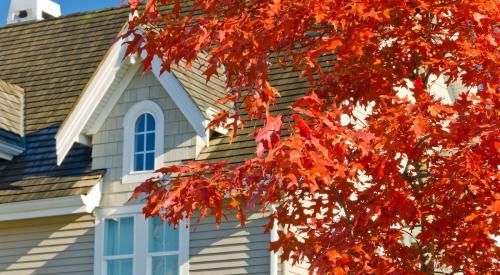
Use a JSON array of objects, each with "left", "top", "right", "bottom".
[
  {"left": 0, "top": 139, "right": 24, "bottom": 160},
  {"left": 56, "top": 37, "right": 128, "bottom": 165},
  {"left": 121, "top": 171, "right": 161, "bottom": 185},
  {"left": 94, "top": 206, "right": 189, "bottom": 275},
  {"left": 122, "top": 100, "right": 165, "bottom": 183},
  {"left": 95, "top": 204, "right": 142, "bottom": 218},
  {"left": 0, "top": 180, "right": 102, "bottom": 222},
  {"left": 179, "top": 218, "right": 190, "bottom": 275},
  {"left": 150, "top": 56, "right": 208, "bottom": 145}
]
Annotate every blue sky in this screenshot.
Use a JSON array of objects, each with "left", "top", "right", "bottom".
[{"left": 0, "top": 0, "right": 126, "bottom": 27}]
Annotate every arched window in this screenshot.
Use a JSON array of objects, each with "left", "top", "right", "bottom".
[
  {"left": 134, "top": 113, "right": 155, "bottom": 171},
  {"left": 122, "top": 100, "right": 164, "bottom": 183}
]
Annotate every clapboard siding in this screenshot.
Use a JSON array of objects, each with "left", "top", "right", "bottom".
[
  {"left": 190, "top": 212, "right": 271, "bottom": 275},
  {"left": 0, "top": 214, "right": 94, "bottom": 275}
]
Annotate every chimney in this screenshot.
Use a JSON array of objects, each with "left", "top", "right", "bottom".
[{"left": 7, "top": 0, "right": 61, "bottom": 25}]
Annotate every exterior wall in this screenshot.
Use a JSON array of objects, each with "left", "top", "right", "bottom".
[
  {"left": 189, "top": 212, "right": 271, "bottom": 275},
  {"left": 92, "top": 70, "right": 273, "bottom": 274},
  {"left": 91, "top": 71, "right": 199, "bottom": 207},
  {"left": 0, "top": 214, "right": 95, "bottom": 275}
]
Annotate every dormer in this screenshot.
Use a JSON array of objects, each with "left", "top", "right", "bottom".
[
  {"left": 7, "top": 0, "right": 61, "bottom": 25},
  {"left": 0, "top": 80, "right": 24, "bottom": 160}
]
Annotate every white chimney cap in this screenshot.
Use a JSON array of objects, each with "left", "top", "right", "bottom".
[{"left": 7, "top": 0, "right": 61, "bottom": 25}]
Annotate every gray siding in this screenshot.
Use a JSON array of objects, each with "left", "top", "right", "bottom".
[
  {"left": 190, "top": 212, "right": 271, "bottom": 275},
  {"left": 0, "top": 214, "right": 94, "bottom": 275},
  {"left": 91, "top": 71, "right": 200, "bottom": 207}
]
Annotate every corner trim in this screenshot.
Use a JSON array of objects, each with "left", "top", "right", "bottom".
[
  {"left": 0, "top": 180, "right": 102, "bottom": 221},
  {"left": 270, "top": 205, "right": 279, "bottom": 275}
]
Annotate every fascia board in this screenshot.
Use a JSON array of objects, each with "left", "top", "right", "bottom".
[
  {"left": 150, "top": 55, "right": 208, "bottom": 145},
  {"left": 55, "top": 37, "right": 127, "bottom": 165}
]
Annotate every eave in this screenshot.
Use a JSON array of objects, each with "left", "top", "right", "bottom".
[
  {"left": 0, "top": 139, "right": 24, "bottom": 160},
  {"left": 0, "top": 180, "right": 102, "bottom": 221}
]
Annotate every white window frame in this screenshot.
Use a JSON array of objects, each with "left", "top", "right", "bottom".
[
  {"left": 122, "top": 100, "right": 164, "bottom": 184},
  {"left": 94, "top": 205, "right": 189, "bottom": 275},
  {"left": 102, "top": 215, "right": 136, "bottom": 274}
]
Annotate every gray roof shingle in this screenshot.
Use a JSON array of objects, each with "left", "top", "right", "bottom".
[{"left": 0, "top": 7, "right": 131, "bottom": 204}]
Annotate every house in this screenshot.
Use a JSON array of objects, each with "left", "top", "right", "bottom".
[{"left": 0, "top": 1, "right": 309, "bottom": 274}]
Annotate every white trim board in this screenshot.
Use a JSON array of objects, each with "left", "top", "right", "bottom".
[
  {"left": 0, "top": 180, "right": 102, "bottom": 221},
  {"left": 150, "top": 56, "right": 207, "bottom": 142},
  {"left": 55, "top": 43, "right": 208, "bottom": 165},
  {"left": 56, "top": 35, "right": 130, "bottom": 165}
]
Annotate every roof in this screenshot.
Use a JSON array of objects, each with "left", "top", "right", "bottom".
[
  {"left": 171, "top": 53, "right": 231, "bottom": 116},
  {"left": 0, "top": 80, "right": 24, "bottom": 148},
  {"left": 0, "top": 3, "right": 316, "bottom": 205},
  {"left": 0, "top": 4, "right": 230, "bottom": 205},
  {"left": 197, "top": 55, "right": 334, "bottom": 164},
  {"left": 0, "top": 172, "right": 103, "bottom": 204},
  {"left": 0, "top": 7, "right": 131, "bottom": 204},
  {"left": 196, "top": 68, "right": 308, "bottom": 164}
]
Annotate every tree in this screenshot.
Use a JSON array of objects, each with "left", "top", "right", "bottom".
[{"left": 125, "top": 0, "right": 499, "bottom": 273}]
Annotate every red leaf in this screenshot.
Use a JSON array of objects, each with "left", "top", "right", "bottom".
[
  {"left": 292, "top": 114, "right": 312, "bottom": 140},
  {"left": 253, "top": 115, "right": 283, "bottom": 157}
]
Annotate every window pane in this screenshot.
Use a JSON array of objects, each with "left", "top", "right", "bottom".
[
  {"left": 105, "top": 217, "right": 134, "bottom": 256},
  {"left": 135, "top": 114, "right": 146, "bottom": 132},
  {"left": 149, "top": 217, "right": 179, "bottom": 252},
  {"left": 104, "top": 219, "right": 118, "bottom": 256},
  {"left": 152, "top": 256, "right": 178, "bottom": 275},
  {"left": 135, "top": 134, "right": 144, "bottom": 152},
  {"left": 146, "top": 113, "right": 155, "bottom": 131},
  {"left": 107, "top": 259, "right": 133, "bottom": 275},
  {"left": 145, "top": 152, "right": 155, "bottom": 171},
  {"left": 135, "top": 153, "right": 144, "bottom": 171},
  {"left": 146, "top": 133, "right": 155, "bottom": 151},
  {"left": 119, "top": 217, "right": 134, "bottom": 254}
]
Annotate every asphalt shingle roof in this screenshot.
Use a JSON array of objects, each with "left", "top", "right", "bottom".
[
  {"left": 0, "top": 7, "right": 131, "bottom": 203},
  {"left": 0, "top": 2, "right": 313, "bottom": 204}
]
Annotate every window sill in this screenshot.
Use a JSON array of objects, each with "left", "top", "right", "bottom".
[{"left": 121, "top": 171, "right": 160, "bottom": 184}]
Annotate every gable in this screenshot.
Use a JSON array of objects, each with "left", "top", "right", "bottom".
[
  {"left": 91, "top": 70, "right": 202, "bottom": 206},
  {"left": 55, "top": 50, "right": 229, "bottom": 164}
]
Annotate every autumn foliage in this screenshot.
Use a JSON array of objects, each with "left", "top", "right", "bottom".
[{"left": 125, "top": 0, "right": 499, "bottom": 273}]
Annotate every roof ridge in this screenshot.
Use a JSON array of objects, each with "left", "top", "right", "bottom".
[{"left": 0, "top": 5, "right": 130, "bottom": 30}]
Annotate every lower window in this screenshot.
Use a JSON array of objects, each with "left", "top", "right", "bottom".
[
  {"left": 98, "top": 209, "right": 188, "bottom": 275},
  {"left": 104, "top": 217, "right": 134, "bottom": 275},
  {"left": 148, "top": 217, "right": 180, "bottom": 275}
]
